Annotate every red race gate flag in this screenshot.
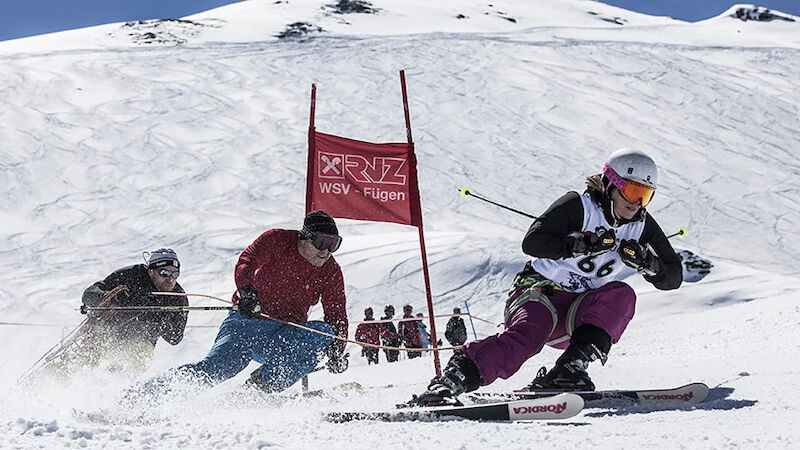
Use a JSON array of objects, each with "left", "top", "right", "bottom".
[
  {"left": 305, "top": 71, "right": 442, "bottom": 375},
  {"left": 306, "top": 132, "right": 422, "bottom": 226}
]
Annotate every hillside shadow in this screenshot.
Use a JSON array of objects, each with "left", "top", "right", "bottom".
[{"left": 582, "top": 387, "right": 757, "bottom": 418}]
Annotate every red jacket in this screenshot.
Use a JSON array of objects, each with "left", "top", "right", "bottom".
[
  {"left": 355, "top": 320, "right": 381, "bottom": 346},
  {"left": 234, "top": 229, "right": 348, "bottom": 350},
  {"left": 398, "top": 314, "right": 422, "bottom": 347}
]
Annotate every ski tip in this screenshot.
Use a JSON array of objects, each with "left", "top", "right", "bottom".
[
  {"left": 686, "top": 382, "right": 710, "bottom": 403},
  {"left": 636, "top": 382, "right": 710, "bottom": 406}
]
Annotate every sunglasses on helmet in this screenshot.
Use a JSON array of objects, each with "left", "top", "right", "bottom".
[
  {"left": 603, "top": 164, "right": 656, "bottom": 207},
  {"left": 303, "top": 230, "right": 342, "bottom": 253},
  {"left": 158, "top": 269, "right": 180, "bottom": 279}
]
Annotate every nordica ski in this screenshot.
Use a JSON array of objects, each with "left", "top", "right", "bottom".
[
  {"left": 324, "top": 392, "right": 584, "bottom": 422},
  {"left": 467, "top": 382, "right": 709, "bottom": 407}
]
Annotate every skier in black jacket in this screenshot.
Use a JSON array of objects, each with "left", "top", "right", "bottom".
[{"left": 58, "top": 248, "right": 189, "bottom": 376}]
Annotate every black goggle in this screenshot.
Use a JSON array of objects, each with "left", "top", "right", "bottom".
[
  {"left": 303, "top": 230, "right": 342, "bottom": 253},
  {"left": 158, "top": 269, "right": 180, "bottom": 279}
]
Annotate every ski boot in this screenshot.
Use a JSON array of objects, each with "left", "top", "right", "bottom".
[
  {"left": 402, "top": 351, "right": 482, "bottom": 407},
  {"left": 524, "top": 325, "right": 610, "bottom": 392},
  {"left": 525, "top": 361, "right": 596, "bottom": 392}
]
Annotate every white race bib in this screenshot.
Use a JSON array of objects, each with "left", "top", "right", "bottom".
[{"left": 531, "top": 193, "right": 645, "bottom": 292}]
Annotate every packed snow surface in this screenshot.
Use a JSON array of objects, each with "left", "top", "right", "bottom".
[{"left": 1, "top": 1, "right": 799, "bottom": 448}]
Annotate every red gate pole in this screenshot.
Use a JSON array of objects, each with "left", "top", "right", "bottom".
[
  {"left": 305, "top": 84, "right": 317, "bottom": 213},
  {"left": 400, "top": 70, "right": 442, "bottom": 376}
]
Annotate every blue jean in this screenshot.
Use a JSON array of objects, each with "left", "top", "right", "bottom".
[{"left": 181, "top": 311, "right": 333, "bottom": 392}]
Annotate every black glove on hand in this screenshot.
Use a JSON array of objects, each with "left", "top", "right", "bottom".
[
  {"left": 237, "top": 285, "right": 261, "bottom": 318},
  {"left": 570, "top": 228, "right": 617, "bottom": 257},
  {"left": 619, "top": 239, "right": 661, "bottom": 276},
  {"left": 325, "top": 346, "right": 350, "bottom": 374}
]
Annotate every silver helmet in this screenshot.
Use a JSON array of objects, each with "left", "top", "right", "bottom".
[{"left": 604, "top": 148, "right": 657, "bottom": 189}]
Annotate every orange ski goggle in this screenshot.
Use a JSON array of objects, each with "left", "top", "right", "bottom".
[{"left": 603, "top": 164, "right": 656, "bottom": 207}]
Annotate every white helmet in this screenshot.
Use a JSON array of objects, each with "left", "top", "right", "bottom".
[{"left": 604, "top": 148, "right": 657, "bottom": 189}]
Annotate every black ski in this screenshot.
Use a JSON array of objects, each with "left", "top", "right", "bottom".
[
  {"left": 468, "top": 382, "right": 709, "bottom": 407},
  {"left": 324, "top": 392, "right": 584, "bottom": 422}
]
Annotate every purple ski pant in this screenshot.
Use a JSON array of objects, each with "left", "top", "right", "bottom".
[{"left": 462, "top": 281, "right": 636, "bottom": 386}]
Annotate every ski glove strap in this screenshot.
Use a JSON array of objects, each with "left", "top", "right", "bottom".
[
  {"left": 237, "top": 285, "right": 262, "bottom": 317},
  {"left": 619, "top": 239, "right": 661, "bottom": 276}
]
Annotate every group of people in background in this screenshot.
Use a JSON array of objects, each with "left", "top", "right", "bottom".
[{"left": 354, "top": 304, "right": 468, "bottom": 365}]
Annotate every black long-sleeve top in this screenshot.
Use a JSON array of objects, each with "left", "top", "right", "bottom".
[
  {"left": 82, "top": 264, "right": 188, "bottom": 345},
  {"left": 522, "top": 191, "right": 682, "bottom": 290}
]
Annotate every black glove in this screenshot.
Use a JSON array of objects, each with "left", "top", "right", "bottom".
[
  {"left": 237, "top": 285, "right": 261, "bottom": 317},
  {"left": 325, "top": 346, "right": 349, "bottom": 374},
  {"left": 569, "top": 228, "right": 616, "bottom": 257},
  {"left": 619, "top": 239, "right": 661, "bottom": 276}
]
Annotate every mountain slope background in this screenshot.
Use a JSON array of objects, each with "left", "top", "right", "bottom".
[{"left": 1, "top": 1, "right": 799, "bottom": 448}]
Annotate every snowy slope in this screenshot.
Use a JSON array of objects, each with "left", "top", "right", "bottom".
[{"left": 1, "top": 0, "right": 799, "bottom": 448}]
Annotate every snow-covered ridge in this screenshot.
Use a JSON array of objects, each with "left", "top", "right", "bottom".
[{"left": 4, "top": 0, "right": 799, "bottom": 52}]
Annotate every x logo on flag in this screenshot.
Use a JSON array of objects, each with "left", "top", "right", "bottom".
[{"left": 321, "top": 154, "right": 342, "bottom": 175}]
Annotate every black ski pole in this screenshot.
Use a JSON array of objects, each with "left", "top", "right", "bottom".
[
  {"left": 80, "top": 305, "right": 235, "bottom": 314},
  {"left": 460, "top": 186, "right": 688, "bottom": 240},
  {"left": 666, "top": 226, "right": 688, "bottom": 240},
  {"left": 458, "top": 187, "right": 537, "bottom": 219}
]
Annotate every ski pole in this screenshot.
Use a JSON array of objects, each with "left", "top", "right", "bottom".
[
  {"left": 80, "top": 305, "right": 235, "bottom": 314},
  {"left": 19, "top": 285, "right": 128, "bottom": 384},
  {"left": 154, "top": 292, "right": 465, "bottom": 352},
  {"left": 461, "top": 187, "right": 689, "bottom": 240},
  {"left": 459, "top": 187, "right": 538, "bottom": 219},
  {"left": 666, "top": 226, "right": 688, "bottom": 239},
  {"left": 463, "top": 300, "right": 478, "bottom": 340}
]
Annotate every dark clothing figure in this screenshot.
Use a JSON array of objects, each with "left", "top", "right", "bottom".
[
  {"left": 355, "top": 318, "right": 381, "bottom": 365},
  {"left": 82, "top": 264, "right": 188, "bottom": 346},
  {"left": 38, "top": 249, "right": 189, "bottom": 380},
  {"left": 398, "top": 312, "right": 423, "bottom": 359},
  {"left": 380, "top": 314, "right": 401, "bottom": 362},
  {"left": 445, "top": 315, "right": 468, "bottom": 347}
]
